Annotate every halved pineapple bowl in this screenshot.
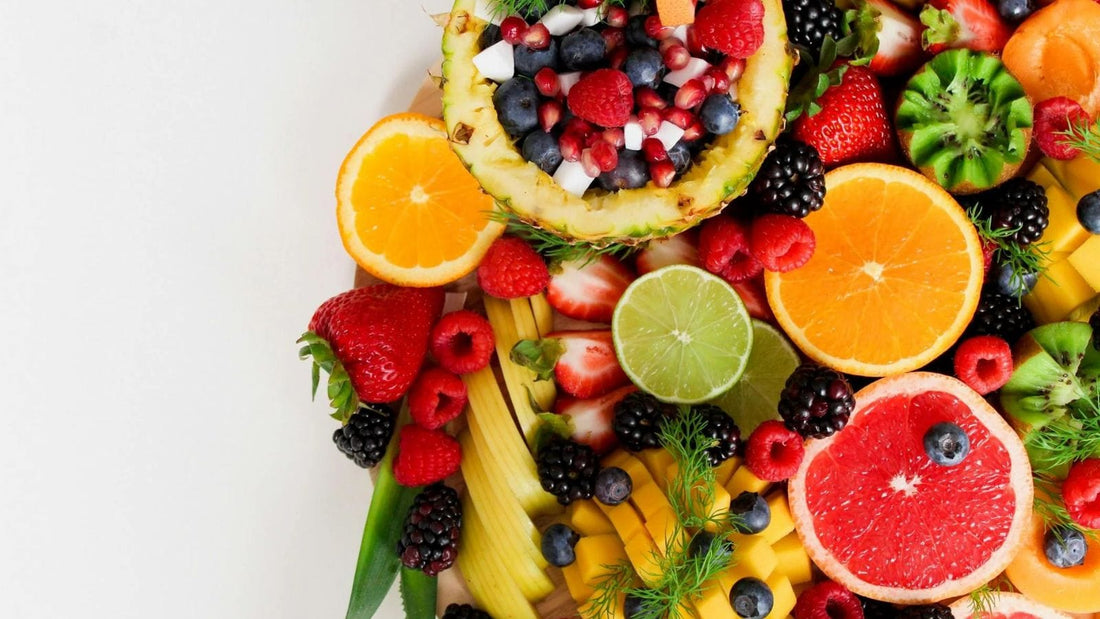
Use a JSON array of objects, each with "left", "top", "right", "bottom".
[{"left": 441, "top": 0, "right": 795, "bottom": 247}]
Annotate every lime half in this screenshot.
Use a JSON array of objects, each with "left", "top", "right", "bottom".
[
  {"left": 612, "top": 265, "right": 753, "bottom": 403},
  {"left": 710, "top": 319, "right": 800, "bottom": 435}
]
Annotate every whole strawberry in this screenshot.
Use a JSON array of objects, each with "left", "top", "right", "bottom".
[
  {"left": 300, "top": 284, "right": 444, "bottom": 420},
  {"left": 792, "top": 64, "right": 896, "bottom": 167},
  {"left": 695, "top": 0, "right": 766, "bottom": 59},
  {"left": 567, "top": 69, "right": 634, "bottom": 128}
]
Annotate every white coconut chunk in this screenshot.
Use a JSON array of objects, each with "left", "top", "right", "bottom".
[
  {"left": 553, "top": 160, "right": 596, "bottom": 196},
  {"left": 541, "top": 5, "right": 585, "bottom": 35},
  {"left": 671, "top": 25, "right": 690, "bottom": 44},
  {"left": 473, "top": 0, "right": 505, "bottom": 25},
  {"left": 581, "top": 6, "right": 604, "bottom": 27},
  {"left": 472, "top": 40, "right": 515, "bottom": 83},
  {"left": 558, "top": 71, "right": 583, "bottom": 96},
  {"left": 656, "top": 121, "right": 685, "bottom": 150},
  {"left": 623, "top": 118, "right": 645, "bottom": 150},
  {"left": 663, "top": 57, "right": 710, "bottom": 87}
]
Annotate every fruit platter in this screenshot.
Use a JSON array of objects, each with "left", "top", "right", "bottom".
[{"left": 299, "top": 0, "right": 1100, "bottom": 616}]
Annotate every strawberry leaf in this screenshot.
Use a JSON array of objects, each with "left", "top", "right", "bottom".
[
  {"left": 510, "top": 337, "right": 565, "bottom": 381},
  {"left": 532, "top": 411, "right": 575, "bottom": 455},
  {"left": 298, "top": 331, "right": 361, "bottom": 424},
  {"left": 920, "top": 6, "right": 960, "bottom": 48}
]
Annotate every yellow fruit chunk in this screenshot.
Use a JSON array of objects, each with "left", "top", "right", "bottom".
[
  {"left": 483, "top": 296, "right": 554, "bottom": 437},
  {"left": 578, "top": 591, "right": 627, "bottom": 619},
  {"left": 1045, "top": 153, "right": 1100, "bottom": 199},
  {"left": 760, "top": 492, "right": 795, "bottom": 545},
  {"left": 602, "top": 502, "right": 648, "bottom": 543},
  {"left": 656, "top": 0, "right": 695, "bottom": 25},
  {"left": 721, "top": 534, "right": 779, "bottom": 586},
  {"left": 1069, "top": 236, "right": 1100, "bottom": 292},
  {"left": 763, "top": 573, "right": 797, "bottom": 619},
  {"left": 1030, "top": 163, "right": 1089, "bottom": 253},
  {"left": 568, "top": 500, "right": 616, "bottom": 536},
  {"left": 457, "top": 497, "right": 542, "bottom": 618},
  {"left": 631, "top": 481, "right": 673, "bottom": 521},
  {"left": 727, "top": 465, "right": 771, "bottom": 497},
  {"left": 773, "top": 532, "right": 814, "bottom": 585},
  {"left": 604, "top": 452, "right": 657, "bottom": 491},
  {"left": 700, "top": 484, "right": 732, "bottom": 531},
  {"left": 623, "top": 530, "right": 664, "bottom": 586},
  {"left": 575, "top": 534, "right": 629, "bottom": 583},
  {"left": 645, "top": 507, "right": 688, "bottom": 556},
  {"left": 1024, "top": 255, "right": 1096, "bottom": 324},
  {"left": 562, "top": 562, "right": 595, "bottom": 605},
  {"left": 715, "top": 457, "right": 742, "bottom": 486},
  {"left": 691, "top": 578, "right": 738, "bottom": 619},
  {"left": 637, "top": 448, "right": 676, "bottom": 490}
]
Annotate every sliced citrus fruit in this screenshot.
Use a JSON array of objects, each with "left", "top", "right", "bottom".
[
  {"left": 336, "top": 112, "right": 503, "bottom": 286},
  {"left": 788, "top": 372, "right": 1033, "bottom": 604},
  {"left": 611, "top": 265, "right": 753, "bottom": 404},
  {"left": 765, "top": 163, "right": 983, "bottom": 377},
  {"left": 710, "top": 319, "right": 800, "bottom": 435},
  {"left": 948, "top": 591, "right": 1072, "bottom": 619}
]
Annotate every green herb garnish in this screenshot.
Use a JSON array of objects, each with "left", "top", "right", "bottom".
[
  {"left": 968, "top": 205, "right": 1053, "bottom": 293},
  {"left": 489, "top": 209, "right": 637, "bottom": 264},
  {"left": 487, "top": 0, "right": 636, "bottom": 19},
  {"left": 1055, "top": 118, "right": 1100, "bottom": 162}
]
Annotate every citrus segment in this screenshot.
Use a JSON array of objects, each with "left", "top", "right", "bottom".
[
  {"left": 948, "top": 591, "right": 1072, "bottom": 619},
  {"left": 710, "top": 320, "right": 800, "bottom": 435},
  {"left": 612, "top": 265, "right": 753, "bottom": 404},
  {"left": 789, "top": 373, "right": 1033, "bottom": 604},
  {"left": 336, "top": 112, "right": 504, "bottom": 286},
  {"left": 766, "top": 164, "right": 983, "bottom": 376}
]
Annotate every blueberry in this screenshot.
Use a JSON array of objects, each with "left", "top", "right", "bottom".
[
  {"left": 598, "top": 150, "right": 649, "bottom": 191},
  {"left": 560, "top": 28, "right": 606, "bottom": 71},
  {"left": 699, "top": 94, "right": 741, "bottom": 135},
  {"left": 625, "top": 15, "right": 657, "bottom": 48},
  {"left": 988, "top": 261, "right": 1038, "bottom": 297},
  {"left": 478, "top": 24, "right": 501, "bottom": 51},
  {"left": 1078, "top": 190, "right": 1100, "bottom": 234},
  {"left": 623, "top": 591, "right": 647, "bottom": 619},
  {"left": 998, "top": 0, "right": 1035, "bottom": 22},
  {"left": 1044, "top": 525, "right": 1088, "bottom": 568},
  {"left": 668, "top": 141, "right": 692, "bottom": 175},
  {"left": 540, "top": 523, "right": 579, "bottom": 567},
  {"left": 522, "top": 131, "right": 563, "bottom": 174},
  {"left": 595, "top": 466, "right": 633, "bottom": 505},
  {"left": 493, "top": 77, "right": 540, "bottom": 139},
  {"left": 622, "top": 48, "right": 664, "bottom": 87},
  {"left": 729, "top": 577, "right": 774, "bottom": 619},
  {"left": 514, "top": 39, "right": 560, "bottom": 77},
  {"left": 729, "top": 491, "right": 771, "bottom": 534},
  {"left": 688, "top": 530, "right": 733, "bottom": 560},
  {"left": 923, "top": 422, "right": 970, "bottom": 466}
]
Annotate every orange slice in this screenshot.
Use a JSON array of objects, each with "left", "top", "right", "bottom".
[
  {"left": 336, "top": 113, "right": 503, "bottom": 286},
  {"left": 765, "top": 164, "right": 983, "bottom": 376}
]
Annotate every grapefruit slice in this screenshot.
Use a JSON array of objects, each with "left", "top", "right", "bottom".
[
  {"left": 948, "top": 591, "right": 1071, "bottom": 619},
  {"left": 788, "top": 373, "right": 1033, "bottom": 604}
]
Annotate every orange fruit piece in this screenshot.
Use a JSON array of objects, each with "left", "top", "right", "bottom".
[
  {"left": 336, "top": 112, "right": 503, "bottom": 287},
  {"left": 765, "top": 163, "right": 983, "bottom": 377},
  {"left": 1003, "top": 0, "right": 1100, "bottom": 119},
  {"left": 948, "top": 592, "right": 1073, "bottom": 618},
  {"left": 788, "top": 372, "right": 1034, "bottom": 604},
  {"left": 655, "top": 0, "right": 696, "bottom": 25}
]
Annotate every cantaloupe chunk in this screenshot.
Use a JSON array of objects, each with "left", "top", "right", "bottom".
[
  {"left": 759, "top": 492, "right": 795, "bottom": 544},
  {"left": 763, "top": 573, "right": 797, "bottom": 619},
  {"left": 569, "top": 500, "right": 616, "bottom": 536},
  {"left": 656, "top": 0, "right": 695, "bottom": 26},
  {"left": 727, "top": 465, "right": 771, "bottom": 497},
  {"left": 772, "top": 532, "right": 813, "bottom": 585},
  {"left": 575, "top": 534, "right": 629, "bottom": 583}
]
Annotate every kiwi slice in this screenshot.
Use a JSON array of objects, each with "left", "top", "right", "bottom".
[
  {"left": 895, "top": 49, "right": 1033, "bottom": 194},
  {"left": 1001, "top": 322, "right": 1096, "bottom": 436}
]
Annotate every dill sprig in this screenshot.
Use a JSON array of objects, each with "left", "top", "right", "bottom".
[
  {"left": 1033, "top": 474, "right": 1100, "bottom": 543},
  {"left": 968, "top": 205, "right": 1053, "bottom": 287},
  {"left": 1027, "top": 411, "right": 1100, "bottom": 473},
  {"left": 662, "top": 407, "right": 721, "bottom": 530},
  {"left": 967, "top": 582, "right": 1000, "bottom": 616},
  {"left": 489, "top": 209, "right": 637, "bottom": 264},
  {"left": 1055, "top": 118, "right": 1100, "bottom": 162},
  {"left": 586, "top": 561, "right": 636, "bottom": 618},
  {"left": 486, "top": 0, "right": 636, "bottom": 19}
]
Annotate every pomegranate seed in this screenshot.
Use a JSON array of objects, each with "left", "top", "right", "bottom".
[
  {"left": 675, "top": 79, "right": 707, "bottom": 110},
  {"left": 560, "top": 133, "right": 583, "bottom": 162},
  {"left": 565, "top": 117, "right": 594, "bottom": 137},
  {"left": 534, "top": 67, "right": 560, "bottom": 97},
  {"left": 578, "top": 0, "right": 604, "bottom": 7},
  {"left": 580, "top": 148, "right": 602, "bottom": 178},
  {"left": 601, "top": 128, "right": 625, "bottom": 149},
  {"left": 585, "top": 131, "right": 604, "bottom": 148},
  {"left": 700, "top": 74, "right": 716, "bottom": 93},
  {"left": 685, "top": 26, "right": 705, "bottom": 55},
  {"left": 635, "top": 86, "right": 669, "bottom": 110},
  {"left": 608, "top": 46, "right": 629, "bottom": 70},
  {"left": 728, "top": 83, "right": 739, "bottom": 100},
  {"left": 650, "top": 160, "right": 676, "bottom": 188},
  {"left": 522, "top": 23, "right": 551, "bottom": 50},
  {"left": 590, "top": 140, "right": 619, "bottom": 172},
  {"left": 602, "top": 27, "right": 625, "bottom": 50},
  {"left": 683, "top": 119, "right": 705, "bottom": 141},
  {"left": 719, "top": 57, "right": 745, "bottom": 82},
  {"left": 642, "top": 137, "right": 669, "bottom": 163},
  {"left": 500, "top": 16, "right": 527, "bottom": 45},
  {"left": 606, "top": 6, "right": 629, "bottom": 28},
  {"left": 706, "top": 67, "right": 731, "bottom": 94},
  {"left": 539, "top": 100, "right": 563, "bottom": 132},
  {"left": 664, "top": 107, "right": 695, "bottom": 129},
  {"left": 662, "top": 44, "right": 691, "bottom": 71},
  {"left": 644, "top": 15, "right": 673, "bottom": 40},
  {"left": 638, "top": 107, "right": 663, "bottom": 136}
]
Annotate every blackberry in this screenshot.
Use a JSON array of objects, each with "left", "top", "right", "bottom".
[
  {"left": 397, "top": 484, "right": 462, "bottom": 576},
  {"left": 442, "top": 604, "right": 491, "bottom": 619},
  {"left": 967, "top": 292, "right": 1036, "bottom": 343},
  {"left": 897, "top": 603, "right": 953, "bottom": 619},
  {"left": 694, "top": 404, "right": 742, "bottom": 466},
  {"left": 964, "top": 178, "right": 1049, "bottom": 245},
  {"left": 781, "top": 0, "right": 843, "bottom": 55},
  {"left": 749, "top": 139, "right": 826, "bottom": 218},
  {"left": 858, "top": 596, "right": 897, "bottom": 619},
  {"left": 777, "top": 363, "right": 855, "bottom": 439},
  {"left": 613, "top": 392, "right": 676, "bottom": 451},
  {"left": 333, "top": 403, "right": 395, "bottom": 468},
  {"left": 537, "top": 437, "right": 599, "bottom": 505}
]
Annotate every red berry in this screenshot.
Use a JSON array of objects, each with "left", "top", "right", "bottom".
[
  {"left": 705, "top": 67, "right": 731, "bottom": 93},
  {"left": 522, "top": 22, "right": 551, "bottom": 49},
  {"left": 644, "top": 15, "right": 673, "bottom": 40},
  {"left": 578, "top": 0, "right": 603, "bottom": 7},
  {"left": 560, "top": 132, "right": 584, "bottom": 162},
  {"left": 793, "top": 581, "right": 863, "bottom": 619},
  {"left": 635, "top": 86, "right": 669, "bottom": 110},
  {"left": 745, "top": 420, "right": 805, "bottom": 482},
  {"left": 565, "top": 117, "right": 594, "bottom": 137},
  {"left": 638, "top": 107, "right": 663, "bottom": 136},
  {"left": 642, "top": 137, "right": 669, "bottom": 163},
  {"left": 698, "top": 216, "right": 763, "bottom": 283},
  {"left": 682, "top": 119, "right": 705, "bottom": 142},
  {"left": 477, "top": 236, "right": 550, "bottom": 299},
  {"left": 664, "top": 107, "right": 694, "bottom": 129},
  {"left": 585, "top": 131, "right": 605, "bottom": 148},
  {"left": 601, "top": 127, "right": 625, "bottom": 149},
  {"left": 685, "top": 24, "right": 706, "bottom": 55},
  {"left": 719, "top": 57, "right": 745, "bottom": 82},
  {"left": 429, "top": 310, "right": 496, "bottom": 375},
  {"left": 664, "top": 45, "right": 690, "bottom": 72},
  {"left": 590, "top": 140, "right": 619, "bottom": 173},
  {"left": 1063, "top": 459, "right": 1100, "bottom": 529},
  {"left": 500, "top": 16, "right": 527, "bottom": 45},
  {"left": 392, "top": 424, "right": 462, "bottom": 487},
  {"left": 568, "top": 69, "right": 635, "bottom": 128},
  {"left": 408, "top": 367, "right": 468, "bottom": 430},
  {"left": 749, "top": 214, "right": 816, "bottom": 272},
  {"left": 602, "top": 27, "right": 625, "bottom": 50},
  {"left": 1034, "top": 97, "right": 1092, "bottom": 160},
  {"left": 675, "top": 78, "right": 708, "bottom": 109},
  {"left": 953, "top": 335, "right": 1012, "bottom": 395},
  {"left": 649, "top": 160, "right": 676, "bottom": 188},
  {"left": 535, "top": 67, "right": 561, "bottom": 98},
  {"left": 981, "top": 238, "right": 996, "bottom": 275},
  {"left": 608, "top": 46, "right": 629, "bottom": 69},
  {"left": 538, "top": 99, "right": 563, "bottom": 132},
  {"left": 695, "top": 0, "right": 765, "bottom": 58},
  {"left": 581, "top": 148, "right": 603, "bottom": 177},
  {"left": 606, "top": 6, "right": 629, "bottom": 28}
]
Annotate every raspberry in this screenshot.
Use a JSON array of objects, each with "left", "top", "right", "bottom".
[
  {"left": 953, "top": 335, "right": 1013, "bottom": 395},
  {"left": 750, "top": 214, "right": 816, "bottom": 272},
  {"left": 1034, "top": 97, "right": 1092, "bottom": 160},
  {"left": 695, "top": 0, "right": 766, "bottom": 59},
  {"left": 477, "top": 236, "right": 550, "bottom": 299},
  {"left": 793, "top": 581, "right": 863, "bottom": 619},
  {"left": 1063, "top": 458, "right": 1100, "bottom": 529},
  {"left": 699, "top": 216, "right": 764, "bottom": 283},
  {"left": 408, "top": 367, "right": 468, "bottom": 430},
  {"left": 430, "top": 310, "right": 496, "bottom": 375},
  {"left": 567, "top": 69, "right": 635, "bottom": 128},
  {"left": 745, "top": 420, "right": 805, "bottom": 482},
  {"left": 393, "top": 425, "right": 462, "bottom": 487},
  {"left": 980, "top": 238, "right": 996, "bottom": 275}
]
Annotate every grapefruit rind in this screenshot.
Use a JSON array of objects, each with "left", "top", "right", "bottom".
[
  {"left": 788, "top": 373, "right": 1033, "bottom": 604},
  {"left": 948, "top": 591, "right": 1071, "bottom": 619}
]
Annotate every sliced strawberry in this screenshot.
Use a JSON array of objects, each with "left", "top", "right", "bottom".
[
  {"left": 731, "top": 276, "right": 774, "bottom": 322},
  {"left": 553, "top": 385, "right": 637, "bottom": 454},
  {"left": 920, "top": 0, "right": 1011, "bottom": 55},
  {"left": 635, "top": 230, "right": 700, "bottom": 274},
  {"left": 862, "top": 0, "right": 924, "bottom": 77},
  {"left": 512, "top": 330, "right": 630, "bottom": 399},
  {"left": 546, "top": 255, "right": 635, "bottom": 324}
]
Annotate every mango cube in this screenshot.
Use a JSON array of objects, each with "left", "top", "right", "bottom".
[
  {"left": 623, "top": 531, "right": 663, "bottom": 586},
  {"left": 637, "top": 448, "right": 676, "bottom": 490},
  {"left": 644, "top": 507, "right": 687, "bottom": 556},
  {"left": 759, "top": 492, "right": 795, "bottom": 544},
  {"left": 772, "top": 532, "right": 813, "bottom": 585},
  {"left": 727, "top": 465, "right": 771, "bottom": 497},
  {"left": 574, "top": 534, "right": 628, "bottom": 583},
  {"left": 1025, "top": 255, "right": 1096, "bottom": 324},
  {"left": 630, "top": 481, "right": 672, "bottom": 520},
  {"left": 569, "top": 500, "right": 616, "bottom": 536},
  {"left": 721, "top": 534, "right": 778, "bottom": 587},
  {"left": 701, "top": 484, "right": 732, "bottom": 531},
  {"left": 691, "top": 577, "right": 737, "bottom": 619},
  {"left": 1039, "top": 183, "right": 1091, "bottom": 253},
  {"left": 1069, "top": 235, "right": 1100, "bottom": 292},
  {"left": 714, "top": 456, "right": 742, "bottom": 486},
  {"left": 562, "top": 562, "right": 595, "bottom": 605},
  {"left": 578, "top": 591, "right": 626, "bottom": 619},
  {"left": 603, "top": 502, "right": 647, "bottom": 543},
  {"left": 763, "top": 573, "right": 797, "bottom": 619}
]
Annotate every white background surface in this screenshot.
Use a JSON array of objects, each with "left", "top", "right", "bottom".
[{"left": 1, "top": 1, "right": 454, "bottom": 616}]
